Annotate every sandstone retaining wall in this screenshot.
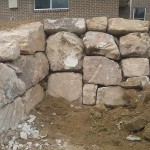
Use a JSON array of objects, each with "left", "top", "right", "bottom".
[{"left": 0, "top": 17, "right": 150, "bottom": 132}]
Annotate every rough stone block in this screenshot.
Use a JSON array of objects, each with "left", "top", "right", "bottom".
[
  {"left": 47, "top": 73, "right": 82, "bottom": 102},
  {"left": 83, "top": 56, "right": 122, "bottom": 86},
  {"left": 83, "top": 31, "right": 120, "bottom": 60},
  {"left": 46, "top": 31, "right": 84, "bottom": 71},
  {"left": 83, "top": 84, "right": 97, "bottom": 105},
  {"left": 121, "top": 58, "right": 149, "bottom": 77},
  {"left": 97, "top": 86, "right": 126, "bottom": 107},
  {"left": 44, "top": 18, "right": 86, "bottom": 35}
]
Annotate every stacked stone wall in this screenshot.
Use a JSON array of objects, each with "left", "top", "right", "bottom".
[{"left": 0, "top": 17, "right": 150, "bottom": 132}]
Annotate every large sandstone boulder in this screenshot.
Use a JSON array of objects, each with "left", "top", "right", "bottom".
[
  {"left": 46, "top": 32, "right": 84, "bottom": 71},
  {"left": 0, "top": 97, "right": 25, "bottom": 133},
  {"left": 83, "top": 31, "right": 120, "bottom": 60},
  {"left": 22, "top": 84, "right": 44, "bottom": 115},
  {"left": 86, "top": 17, "right": 107, "bottom": 32},
  {"left": 97, "top": 86, "right": 126, "bottom": 107},
  {"left": 12, "top": 52, "right": 49, "bottom": 89},
  {"left": 0, "top": 22, "right": 45, "bottom": 54},
  {"left": 44, "top": 18, "right": 86, "bottom": 35},
  {"left": 121, "top": 58, "right": 149, "bottom": 77},
  {"left": 0, "top": 63, "right": 26, "bottom": 108},
  {"left": 108, "top": 18, "right": 149, "bottom": 36},
  {"left": 0, "top": 39, "right": 20, "bottom": 62},
  {"left": 83, "top": 56, "right": 122, "bottom": 86},
  {"left": 47, "top": 73, "right": 82, "bottom": 102},
  {"left": 119, "top": 33, "right": 150, "bottom": 58},
  {"left": 83, "top": 84, "right": 98, "bottom": 106}
]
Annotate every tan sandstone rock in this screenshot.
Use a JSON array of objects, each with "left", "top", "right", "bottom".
[
  {"left": 22, "top": 84, "right": 44, "bottom": 115},
  {"left": 83, "top": 56, "right": 122, "bottom": 86},
  {"left": 86, "top": 17, "right": 107, "bottom": 32},
  {"left": 97, "top": 86, "right": 126, "bottom": 107},
  {"left": 83, "top": 84, "right": 98, "bottom": 105},
  {"left": 0, "top": 22, "right": 45, "bottom": 54},
  {"left": 108, "top": 18, "right": 149, "bottom": 36},
  {"left": 12, "top": 52, "right": 49, "bottom": 89},
  {"left": 125, "top": 109, "right": 150, "bottom": 132},
  {"left": 119, "top": 33, "right": 150, "bottom": 58},
  {"left": 44, "top": 18, "right": 86, "bottom": 35},
  {"left": 0, "top": 63, "right": 26, "bottom": 108},
  {"left": 121, "top": 58, "right": 149, "bottom": 77},
  {"left": 83, "top": 31, "right": 120, "bottom": 60},
  {"left": 0, "top": 97, "right": 25, "bottom": 133},
  {"left": 47, "top": 73, "right": 82, "bottom": 102},
  {"left": 0, "top": 39, "right": 20, "bottom": 62},
  {"left": 120, "top": 76, "right": 150, "bottom": 89},
  {"left": 46, "top": 31, "right": 84, "bottom": 71}
]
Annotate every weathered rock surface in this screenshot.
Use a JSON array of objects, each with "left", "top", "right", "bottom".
[
  {"left": 44, "top": 18, "right": 86, "bottom": 35},
  {"left": 0, "top": 63, "right": 26, "bottom": 108},
  {"left": 143, "top": 123, "right": 150, "bottom": 141},
  {"left": 86, "top": 17, "right": 107, "bottom": 32},
  {"left": 22, "top": 84, "right": 44, "bottom": 115},
  {"left": 123, "top": 89, "right": 143, "bottom": 108},
  {"left": 125, "top": 109, "right": 150, "bottom": 132},
  {"left": 97, "top": 86, "right": 126, "bottom": 107},
  {"left": 46, "top": 32, "right": 84, "bottom": 71},
  {"left": 83, "top": 56, "right": 122, "bottom": 86},
  {"left": 47, "top": 73, "right": 82, "bottom": 102},
  {"left": 120, "top": 76, "right": 149, "bottom": 89},
  {"left": 0, "top": 22, "right": 45, "bottom": 54},
  {"left": 12, "top": 52, "right": 49, "bottom": 89},
  {"left": 119, "top": 33, "right": 150, "bottom": 58},
  {"left": 0, "top": 97, "right": 25, "bottom": 133},
  {"left": 83, "top": 84, "right": 97, "bottom": 105},
  {"left": 83, "top": 31, "right": 120, "bottom": 60},
  {"left": 141, "top": 84, "right": 150, "bottom": 103},
  {"left": 121, "top": 58, "right": 149, "bottom": 77},
  {"left": 108, "top": 18, "right": 149, "bottom": 36},
  {"left": 0, "top": 39, "right": 20, "bottom": 62},
  {"left": 120, "top": 78, "right": 142, "bottom": 89}
]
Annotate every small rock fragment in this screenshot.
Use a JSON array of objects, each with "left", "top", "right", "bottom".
[
  {"left": 126, "top": 135, "right": 141, "bottom": 141},
  {"left": 20, "top": 131, "right": 28, "bottom": 140}
]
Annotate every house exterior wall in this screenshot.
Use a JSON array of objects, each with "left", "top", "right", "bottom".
[
  {"left": 132, "top": 0, "right": 150, "bottom": 20},
  {"left": 119, "top": 0, "right": 150, "bottom": 20},
  {"left": 0, "top": 0, "right": 119, "bottom": 22}
]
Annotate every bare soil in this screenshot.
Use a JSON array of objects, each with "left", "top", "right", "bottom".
[
  {"left": 0, "top": 96, "right": 150, "bottom": 150},
  {"left": 30, "top": 96, "right": 150, "bottom": 149}
]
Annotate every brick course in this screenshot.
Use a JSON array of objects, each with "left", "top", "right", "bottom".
[{"left": 0, "top": 0, "right": 119, "bottom": 22}]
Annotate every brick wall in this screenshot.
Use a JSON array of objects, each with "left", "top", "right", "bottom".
[
  {"left": 119, "top": 0, "right": 150, "bottom": 20},
  {"left": 132, "top": 0, "right": 150, "bottom": 20},
  {"left": 0, "top": 0, "right": 119, "bottom": 22},
  {"left": 119, "top": 5, "right": 130, "bottom": 19}
]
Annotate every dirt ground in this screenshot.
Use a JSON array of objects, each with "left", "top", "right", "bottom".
[
  {"left": 1, "top": 95, "right": 150, "bottom": 150},
  {"left": 30, "top": 96, "right": 150, "bottom": 150}
]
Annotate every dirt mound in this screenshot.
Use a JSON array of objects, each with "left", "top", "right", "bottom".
[{"left": 0, "top": 96, "right": 150, "bottom": 150}]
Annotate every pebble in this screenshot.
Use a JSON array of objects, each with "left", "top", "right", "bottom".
[
  {"left": 27, "top": 115, "right": 36, "bottom": 123},
  {"left": 126, "top": 135, "right": 141, "bottom": 142},
  {"left": 20, "top": 132, "right": 28, "bottom": 140}
]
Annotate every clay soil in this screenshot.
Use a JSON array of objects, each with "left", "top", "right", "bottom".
[{"left": 26, "top": 95, "right": 150, "bottom": 150}]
